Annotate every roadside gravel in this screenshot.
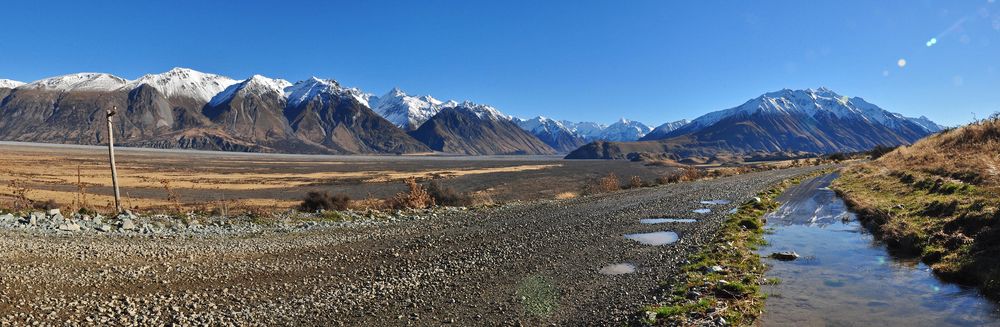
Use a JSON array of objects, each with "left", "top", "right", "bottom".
[{"left": 0, "top": 165, "right": 826, "bottom": 326}]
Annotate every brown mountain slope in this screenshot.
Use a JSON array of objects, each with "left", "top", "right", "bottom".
[{"left": 409, "top": 105, "right": 556, "bottom": 155}]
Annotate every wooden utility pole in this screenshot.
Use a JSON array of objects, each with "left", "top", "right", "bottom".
[{"left": 107, "top": 106, "right": 122, "bottom": 214}]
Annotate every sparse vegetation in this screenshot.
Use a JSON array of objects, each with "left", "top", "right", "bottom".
[
  {"left": 644, "top": 170, "right": 829, "bottom": 326},
  {"left": 425, "top": 180, "right": 473, "bottom": 207},
  {"left": 390, "top": 178, "right": 435, "bottom": 209}
]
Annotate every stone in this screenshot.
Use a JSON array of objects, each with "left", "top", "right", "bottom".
[
  {"left": 770, "top": 251, "right": 800, "bottom": 261},
  {"left": 46, "top": 208, "right": 60, "bottom": 216},
  {"left": 58, "top": 223, "right": 81, "bottom": 232},
  {"left": 120, "top": 219, "right": 137, "bottom": 231},
  {"left": 707, "top": 265, "right": 725, "bottom": 274},
  {"left": 0, "top": 213, "right": 14, "bottom": 222},
  {"left": 97, "top": 224, "right": 112, "bottom": 232}
]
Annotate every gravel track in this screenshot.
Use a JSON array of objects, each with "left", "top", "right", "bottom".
[{"left": 0, "top": 166, "right": 826, "bottom": 326}]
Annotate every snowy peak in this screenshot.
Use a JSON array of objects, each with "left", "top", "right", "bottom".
[
  {"left": 23, "top": 73, "right": 128, "bottom": 92},
  {"left": 690, "top": 87, "right": 932, "bottom": 131},
  {"left": 128, "top": 67, "right": 238, "bottom": 102},
  {"left": 0, "top": 79, "right": 25, "bottom": 89},
  {"left": 443, "top": 101, "right": 510, "bottom": 121},
  {"left": 651, "top": 119, "right": 689, "bottom": 133},
  {"left": 208, "top": 74, "right": 292, "bottom": 107},
  {"left": 285, "top": 77, "right": 341, "bottom": 107},
  {"left": 371, "top": 87, "right": 447, "bottom": 129},
  {"left": 599, "top": 118, "right": 653, "bottom": 141}
]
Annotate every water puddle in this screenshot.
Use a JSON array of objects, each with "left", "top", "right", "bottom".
[
  {"left": 624, "top": 231, "right": 679, "bottom": 245},
  {"left": 599, "top": 263, "right": 636, "bottom": 275},
  {"left": 692, "top": 208, "right": 711, "bottom": 214},
  {"left": 700, "top": 199, "right": 731, "bottom": 205},
  {"left": 640, "top": 218, "right": 697, "bottom": 224},
  {"left": 759, "top": 173, "right": 1000, "bottom": 326}
]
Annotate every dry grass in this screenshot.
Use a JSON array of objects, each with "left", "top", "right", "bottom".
[
  {"left": 834, "top": 114, "right": 1000, "bottom": 299},
  {"left": 554, "top": 192, "right": 579, "bottom": 200},
  {"left": 390, "top": 178, "right": 435, "bottom": 209}
]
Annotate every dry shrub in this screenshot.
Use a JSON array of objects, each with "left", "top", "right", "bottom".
[
  {"left": 32, "top": 199, "right": 59, "bottom": 211},
  {"left": 7, "top": 179, "right": 31, "bottom": 211},
  {"left": 391, "top": 178, "right": 434, "bottom": 209},
  {"left": 469, "top": 191, "right": 495, "bottom": 207},
  {"left": 629, "top": 176, "right": 643, "bottom": 189},
  {"left": 349, "top": 194, "right": 388, "bottom": 211},
  {"left": 425, "top": 180, "right": 472, "bottom": 207},
  {"left": 679, "top": 167, "right": 703, "bottom": 182},
  {"left": 299, "top": 191, "right": 350, "bottom": 212}
]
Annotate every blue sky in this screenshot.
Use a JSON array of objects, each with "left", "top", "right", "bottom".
[{"left": 1, "top": 0, "right": 998, "bottom": 127}]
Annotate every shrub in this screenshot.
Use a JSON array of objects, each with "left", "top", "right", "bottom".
[
  {"left": 32, "top": 199, "right": 59, "bottom": 211},
  {"left": 299, "top": 191, "right": 350, "bottom": 212},
  {"left": 425, "top": 180, "right": 472, "bottom": 206},
  {"left": 679, "top": 167, "right": 703, "bottom": 182},
  {"left": 391, "top": 178, "right": 434, "bottom": 209},
  {"left": 629, "top": 176, "right": 643, "bottom": 189}
]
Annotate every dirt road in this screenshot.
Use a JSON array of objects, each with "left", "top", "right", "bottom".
[{"left": 0, "top": 166, "right": 825, "bottom": 326}]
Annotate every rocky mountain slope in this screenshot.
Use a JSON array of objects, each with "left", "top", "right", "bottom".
[
  {"left": 567, "top": 88, "right": 941, "bottom": 159},
  {"left": 410, "top": 102, "right": 556, "bottom": 155}
]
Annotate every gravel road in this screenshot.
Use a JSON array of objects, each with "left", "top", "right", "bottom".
[{"left": 0, "top": 165, "right": 825, "bottom": 326}]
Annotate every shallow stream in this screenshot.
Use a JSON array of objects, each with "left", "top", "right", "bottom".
[{"left": 759, "top": 173, "right": 1000, "bottom": 326}]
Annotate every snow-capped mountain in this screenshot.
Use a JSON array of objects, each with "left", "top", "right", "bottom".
[
  {"left": 513, "top": 116, "right": 587, "bottom": 152},
  {"left": 676, "top": 87, "right": 939, "bottom": 135},
  {"left": 22, "top": 73, "right": 128, "bottom": 92},
  {"left": 598, "top": 118, "right": 653, "bottom": 142},
  {"left": 906, "top": 116, "right": 945, "bottom": 133},
  {"left": 569, "top": 87, "right": 942, "bottom": 159},
  {"left": 559, "top": 121, "right": 607, "bottom": 141},
  {"left": 0, "top": 79, "right": 24, "bottom": 89},
  {"left": 409, "top": 101, "right": 553, "bottom": 155},
  {"left": 641, "top": 119, "right": 690, "bottom": 140},
  {"left": 128, "top": 68, "right": 238, "bottom": 103},
  {"left": 369, "top": 88, "right": 448, "bottom": 130},
  {"left": 284, "top": 77, "right": 344, "bottom": 107},
  {"left": 209, "top": 74, "right": 291, "bottom": 107}
]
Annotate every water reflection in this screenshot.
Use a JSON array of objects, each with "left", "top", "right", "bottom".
[{"left": 625, "top": 231, "right": 679, "bottom": 245}]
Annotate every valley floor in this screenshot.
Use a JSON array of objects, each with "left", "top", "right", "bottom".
[{"left": 0, "top": 166, "right": 823, "bottom": 325}]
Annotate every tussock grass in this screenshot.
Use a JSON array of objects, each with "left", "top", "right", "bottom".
[{"left": 834, "top": 114, "right": 1000, "bottom": 299}]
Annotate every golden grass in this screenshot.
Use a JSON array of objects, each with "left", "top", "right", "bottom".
[
  {"left": 554, "top": 192, "right": 579, "bottom": 200},
  {"left": 833, "top": 115, "right": 1000, "bottom": 298}
]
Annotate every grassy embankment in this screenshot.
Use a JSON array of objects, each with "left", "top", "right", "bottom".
[
  {"left": 833, "top": 115, "right": 1000, "bottom": 298},
  {"left": 643, "top": 169, "right": 832, "bottom": 326}
]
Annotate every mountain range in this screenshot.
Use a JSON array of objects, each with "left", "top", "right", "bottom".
[
  {"left": 0, "top": 69, "right": 943, "bottom": 159},
  {"left": 567, "top": 88, "right": 944, "bottom": 160},
  {"left": 0, "top": 68, "right": 665, "bottom": 155}
]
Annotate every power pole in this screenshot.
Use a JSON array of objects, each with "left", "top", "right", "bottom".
[{"left": 107, "top": 106, "right": 122, "bottom": 214}]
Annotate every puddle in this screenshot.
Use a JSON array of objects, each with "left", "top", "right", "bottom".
[
  {"left": 624, "top": 231, "right": 679, "bottom": 245},
  {"left": 692, "top": 208, "right": 711, "bottom": 214},
  {"left": 759, "top": 173, "right": 1000, "bottom": 326},
  {"left": 700, "top": 199, "right": 731, "bottom": 205},
  {"left": 640, "top": 218, "right": 696, "bottom": 224},
  {"left": 599, "top": 263, "right": 636, "bottom": 275}
]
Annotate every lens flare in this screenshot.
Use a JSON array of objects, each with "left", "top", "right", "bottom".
[
  {"left": 926, "top": 38, "right": 938, "bottom": 47},
  {"left": 897, "top": 58, "right": 907, "bottom": 68}
]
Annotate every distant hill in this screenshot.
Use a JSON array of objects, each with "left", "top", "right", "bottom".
[
  {"left": 410, "top": 102, "right": 556, "bottom": 155},
  {"left": 567, "top": 88, "right": 941, "bottom": 159}
]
